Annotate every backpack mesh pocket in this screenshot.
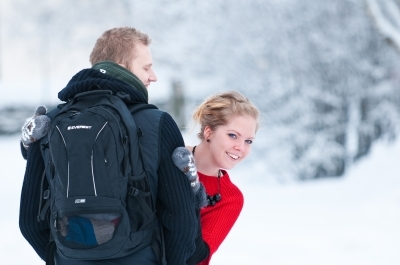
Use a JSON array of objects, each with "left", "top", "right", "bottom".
[{"left": 56, "top": 212, "right": 121, "bottom": 249}]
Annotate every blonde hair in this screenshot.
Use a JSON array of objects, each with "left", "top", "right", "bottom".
[
  {"left": 89, "top": 27, "right": 151, "bottom": 69},
  {"left": 192, "top": 91, "right": 260, "bottom": 140}
]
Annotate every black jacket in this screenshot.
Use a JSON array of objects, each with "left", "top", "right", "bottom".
[{"left": 19, "top": 62, "right": 201, "bottom": 264}]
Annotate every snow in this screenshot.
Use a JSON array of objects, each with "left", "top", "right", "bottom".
[{"left": 1, "top": 134, "right": 399, "bottom": 264}]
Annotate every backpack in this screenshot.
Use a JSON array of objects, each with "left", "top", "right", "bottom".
[{"left": 37, "top": 90, "right": 162, "bottom": 263}]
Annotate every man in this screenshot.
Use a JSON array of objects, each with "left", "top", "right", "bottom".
[{"left": 19, "top": 27, "right": 208, "bottom": 264}]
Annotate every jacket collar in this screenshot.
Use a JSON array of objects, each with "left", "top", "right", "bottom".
[
  {"left": 91, "top": 61, "right": 148, "bottom": 102},
  {"left": 58, "top": 62, "right": 148, "bottom": 103}
]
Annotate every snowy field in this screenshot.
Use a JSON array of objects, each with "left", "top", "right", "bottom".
[{"left": 1, "top": 134, "right": 399, "bottom": 264}]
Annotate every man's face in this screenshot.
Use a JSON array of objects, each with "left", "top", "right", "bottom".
[{"left": 126, "top": 42, "right": 157, "bottom": 88}]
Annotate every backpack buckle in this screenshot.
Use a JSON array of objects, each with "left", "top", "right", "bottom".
[
  {"left": 128, "top": 186, "right": 139, "bottom": 196},
  {"left": 41, "top": 142, "right": 49, "bottom": 151},
  {"left": 116, "top": 92, "right": 132, "bottom": 103},
  {"left": 43, "top": 190, "right": 50, "bottom": 200}
]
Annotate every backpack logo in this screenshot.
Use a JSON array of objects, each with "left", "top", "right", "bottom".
[
  {"left": 75, "top": 199, "right": 86, "bottom": 204},
  {"left": 67, "top": 125, "right": 92, "bottom": 130}
]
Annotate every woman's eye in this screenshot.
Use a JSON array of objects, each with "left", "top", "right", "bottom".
[
  {"left": 245, "top": 140, "right": 253, "bottom": 144},
  {"left": 228, "top": 133, "right": 237, "bottom": 139}
]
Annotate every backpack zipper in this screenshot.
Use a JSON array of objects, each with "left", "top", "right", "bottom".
[{"left": 92, "top": 121, "right": 108, "bottom": 196}]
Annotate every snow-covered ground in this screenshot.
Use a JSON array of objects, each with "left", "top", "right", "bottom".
[{"left": 1, "top": 134, "right": 399, "bottom": 264}]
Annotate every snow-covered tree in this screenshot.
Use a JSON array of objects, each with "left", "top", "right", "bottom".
[{"left": 3, "top": 0, "right": 400, "bottom": 181}]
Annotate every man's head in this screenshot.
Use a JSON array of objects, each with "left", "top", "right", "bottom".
[{"left": 89, "top": 27, "right": 157, "bottom": 88}]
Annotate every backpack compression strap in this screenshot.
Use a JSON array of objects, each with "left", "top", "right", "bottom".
[
  {"left": 35, "top": 106, "right": 63, "bottom": 265},
  {"left": 45, "top": 241, "right": 56, "bottom": 265},
  {"left": 36, "top": 107, "right": 63, "bottom": 222}
]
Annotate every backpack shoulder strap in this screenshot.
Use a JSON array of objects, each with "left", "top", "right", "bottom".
[
  {"left": 125, "top": 100, "right": 166, "bottom": 265},
  {"left": 47, "top": 103, "right": 65, "bottom": 119},
  {"left": 112, "top": 91, "right": 158, "bottom": 114},
  {"left": 127, "top": 102, "right": 158, "bottom": 114}
]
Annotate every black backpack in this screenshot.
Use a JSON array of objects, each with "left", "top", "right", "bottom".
[{"left": 38, "top": 90, "right": 161, "bottom": 263}]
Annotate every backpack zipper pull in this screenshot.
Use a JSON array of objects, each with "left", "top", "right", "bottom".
[{"left": 53, "top": 212, "right": 58, "bottom": 228}]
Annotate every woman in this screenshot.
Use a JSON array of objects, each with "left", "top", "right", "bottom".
[{"left": 173, "top": 91, "right": 260, "bottom": 264}]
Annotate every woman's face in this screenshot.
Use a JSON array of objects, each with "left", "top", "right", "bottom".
[{"left": 206, "top": 115, "right": 257, "bottom": 170}]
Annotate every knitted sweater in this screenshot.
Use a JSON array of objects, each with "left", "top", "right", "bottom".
[
  {"left": 197, "top": 170, "right": 244, "bottom": 265},
  {"left": 19, "top": 64, "right": 198, "bottom": 265}
]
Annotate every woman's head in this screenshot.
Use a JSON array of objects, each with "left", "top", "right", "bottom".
[
  {"left": 193, "top": 91, "right": 260, "bottom": 140},
  {"left": 192, "top": 91, "right": 260, "bottom": 170}
]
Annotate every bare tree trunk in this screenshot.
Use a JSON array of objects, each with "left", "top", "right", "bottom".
[
  {"left": 170, "top": 80, "right": 186, "bottom": 131},
  {"left": 0, "top": 0, "right": 2, "bottom": 80}
]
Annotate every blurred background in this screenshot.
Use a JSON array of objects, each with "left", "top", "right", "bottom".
[{"left": 1, "top": 0, "right": 400, "bottom": 181}]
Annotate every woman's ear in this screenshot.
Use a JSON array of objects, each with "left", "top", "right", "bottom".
[{"left": 203, "top": 126, "right": 213, "bottom": 140}]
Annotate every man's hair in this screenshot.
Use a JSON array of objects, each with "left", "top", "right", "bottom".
[
  {"left": 192, "top": 91, "right": 260, "bottom": 140},
  {"left": 89, "top": 27, "right": 151, "bottom": 69}
]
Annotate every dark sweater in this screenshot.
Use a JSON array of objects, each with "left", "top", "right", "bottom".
[{"left": 19, "top": 64, "right": 198, "bottom": 264}]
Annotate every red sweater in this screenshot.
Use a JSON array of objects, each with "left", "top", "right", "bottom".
[{"left": 197, "top": 170, "right": 244, "bottom": 265}]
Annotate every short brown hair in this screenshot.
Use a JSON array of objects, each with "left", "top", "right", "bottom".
[
  {"left": 192, "top": 91, "right": 260, "bottom": 140},
  {"left": 89, "top": 27, "right": 151, "bottom": 69}
]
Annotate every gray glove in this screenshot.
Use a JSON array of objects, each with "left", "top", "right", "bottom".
[
  {"left": 172, "top": 147, "right": 208, "bottom": 209},
  {"left": 21, "top": 106, "right": 51, "bottom": 149}
]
